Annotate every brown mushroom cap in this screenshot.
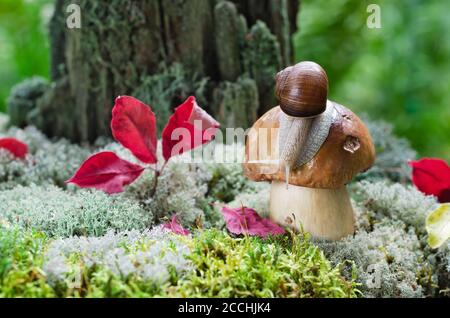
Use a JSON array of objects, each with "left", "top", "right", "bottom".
[
  {"left": 275, "top": 61, "right": 328, "bottom": 117},
  {"left": 243, "top": 101, "right": 376, "bottom": 189}
]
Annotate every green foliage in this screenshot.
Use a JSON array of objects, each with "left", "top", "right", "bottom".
[
  {"left": 213, "top": 1, "right": 246, "bottom": 81},
  {"left": 294, "top": 0, "right": 450, "bottom": 159},
  {"left": 167, "top": 229, "right": 358, "bottom": 298},
  {"left": 0, "top": 0, "right": 52, "bottom": 112},
  {"left": 0, "top": 227, "right": 54, "bottom": 297},
  {"left": 0, "top": 185, "right": 152, "bottom": 237}
]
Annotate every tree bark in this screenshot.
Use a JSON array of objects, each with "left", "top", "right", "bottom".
[{"left": 11, "top": 0, "right": 300, "bottom": 142}]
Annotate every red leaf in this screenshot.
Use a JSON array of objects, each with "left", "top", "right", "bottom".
[
  {"left": 162, "top": 215, "right": 190, "bottom": 236},
  {"left": 111, "top": 96, "right": 158, "bottom": 164},
  {"left": 162, "top": 96, "right": 220, "bottom": 161},
  {"left": 0, "top": 138, "right": 28, "bottom": 159},
  {"left": 409, "top": 158, "right": 450, "bottom": 203},
  {"left": 221, "top": 206, "right": 285, "bottom": 238},
  {"left": 66, "top": 151, "right": 145, "bottom": 194}
]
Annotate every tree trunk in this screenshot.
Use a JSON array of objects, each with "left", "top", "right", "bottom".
[{"left": 10, "top": 0, "right": 300, "bottom": 142}]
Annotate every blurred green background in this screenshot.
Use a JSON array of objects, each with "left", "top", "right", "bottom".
[
  {"left": 295, "top": 0, "right": 450, "bottom": 160},
  {"left": 0, "top": 0, "right": 449, "bottom": 159},
  {"left": 0, "top": 0, "right": 52, "bottom": 112}
]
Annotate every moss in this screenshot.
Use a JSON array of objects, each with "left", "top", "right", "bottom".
[
  {"left": 0, "top": 226, "right": 193, "bottom": 298},
  {"left": 212, "top": 76, "right": 259, "bottom": 128},
  {"left": 243, "top": 21, "right": 282, "bottom": 113},
  {"left": 0, "top": 126, "right": 91, "bottom": 190},
  {"left": 0, "top": 185, "right": 151, "bottom": 238},
  {"left": 0, "top": 227, "right": 358, "bottom": 298},
  {"left": 0, "top": 114, "right": 8, "bottom": 132},
  {"left": 166, "top": 229, "right": 359, "bottom": 298},
  {"left": 317, "top": 179, "right": 441, "bottom": 297},
  {"left": 315, "top": 223, "right": 426, "bottom": 298},
  {"left": 351, "top": 180, "right": 437, "bottom": 232},
  {"left": 0, "top": 227, "right": 54, "bottom": 297},
  {"left": 132, "top": 63, "right": 209, "bottom": 134},
  {"left": 1, "top": 121, "right": 449, "bottom": 298},
  {"left": 42, "top": 227, "right": 193, "bottom": 297},
  {"left": 213, "top": 1, "right": 245, "bottom": 81},
  {"left": 6, "top": 77, "right": 48, "bottom": 128},
  {"left": 358, "top": 117, "right": 417, "bottom": 183}
]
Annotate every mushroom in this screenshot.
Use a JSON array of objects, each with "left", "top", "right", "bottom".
[{"left": 243, "top": 61, "right": 375, "bottom": 240}]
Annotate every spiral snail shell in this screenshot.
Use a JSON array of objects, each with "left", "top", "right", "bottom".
[{"left": 275, "top": 61, "right": 329, "bottom": 118}]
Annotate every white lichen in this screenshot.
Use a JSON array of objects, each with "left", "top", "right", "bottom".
[
  {"left": 0, "top": 184, "right": 152, "bottom": 237},
  {"left": 43, "top": 227, "right": 193, "bottom": 286}
]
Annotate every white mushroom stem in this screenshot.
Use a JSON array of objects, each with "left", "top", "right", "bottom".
[
  {"left": 269, "top": 182, "right": 355, "bottom": 240},
  {"left": 279, "top": 116, "right": 313, "bottom": 187}
]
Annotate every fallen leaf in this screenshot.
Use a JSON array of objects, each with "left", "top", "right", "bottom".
[
  {"left": 426, "top": 203, "right": 450, "bottom": 249},
  {"left": 409, "top": 158, "right": 450, "bottom": 203},
  {"left": 162, "top": 215, "right": 190, "bottom": 236},
  {"left": 162, "top": 96, "right": 220, "bottom": 161},
  {"left": 66, "top": 151, "right": 144, "bottom": 194},
  {"left": 0, "top": 137, "right": 28, "bottom": 159},
  {"left": 111, "top": 96, "right": 158, "bottom": 164},
  {"left": 221, "top": 206, "right": 285, "bottom": 238}
]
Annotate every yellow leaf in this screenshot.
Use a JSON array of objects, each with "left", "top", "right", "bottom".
[{"left": 426, "top": 203, "right": 450, "bottom": 249}]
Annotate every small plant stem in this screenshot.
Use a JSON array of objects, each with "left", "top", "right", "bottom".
[{"left": 149, "top": 160, "right": 168, "bottom": 198}]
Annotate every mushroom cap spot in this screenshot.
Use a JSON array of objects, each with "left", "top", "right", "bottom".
[{"left": 243, "top": 101, "right": 376, "bottom": 189}]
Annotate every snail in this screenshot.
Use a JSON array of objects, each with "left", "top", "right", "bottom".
[{"left": 276, "top": 62, "right": 331, "bottom": 188}]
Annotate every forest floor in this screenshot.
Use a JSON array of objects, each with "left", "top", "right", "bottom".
[{"left": 0, "top": 113, "right": 448, "bottom": 298}]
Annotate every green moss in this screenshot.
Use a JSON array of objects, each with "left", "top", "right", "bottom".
[
  {"left": 212, "top": 76, "right": 259, "bottom": 128},
  {"left": 132, "top": 63, "right": 208, "bottom": 134},
  {"left": 213, "top": 1, "right": 245, "bottom": 81},
  {"left": 6, "top": 76, "right": 48, "bottom": 127},
  {"left": 243, "top": 21, "right": 282, "bottom": 113},
  {"left": 166, "top": 229, "right": 359, "bottom": 298},
  {"left": 0, "top": 226, "right": 358, "bottom": 298},
  {"left": 0, "top": 227, "right": 54, "bottom": 297}
]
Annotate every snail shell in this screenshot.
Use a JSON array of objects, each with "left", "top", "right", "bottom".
[{"left": 275, "top": 61, "right": 329, "bottom": 118}]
